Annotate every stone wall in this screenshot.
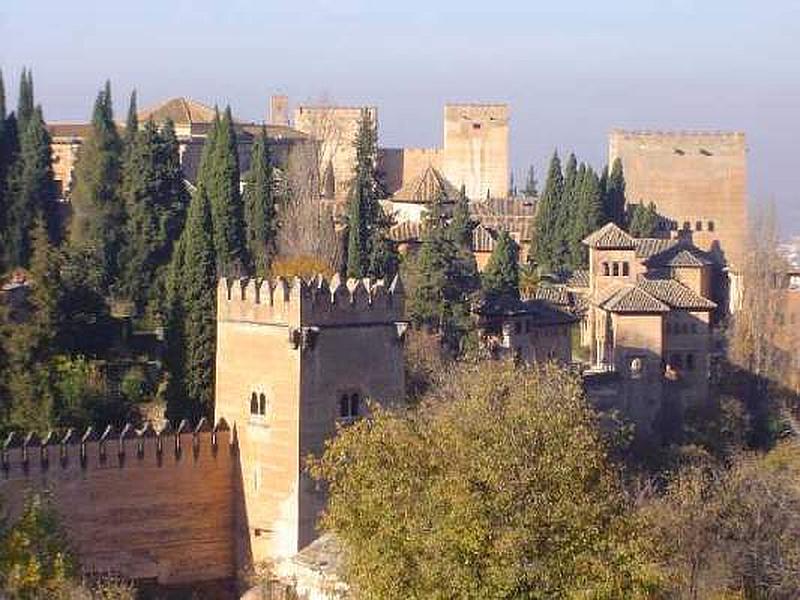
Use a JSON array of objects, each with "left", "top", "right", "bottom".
[
  {"left": 608, "top": 130, "right": 748, "bottom": 270},
  {"left": 443, "top": 104, "right": 509, "bottom": 200},
  {"left": 0, "top": 424, "right": 239, "bottom": 586}
]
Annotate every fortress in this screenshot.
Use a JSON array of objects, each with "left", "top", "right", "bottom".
[{"left": 0, "top": 275, "right": 407, "bottom": 593}]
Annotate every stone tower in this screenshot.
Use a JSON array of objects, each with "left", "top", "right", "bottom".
[
  {"left": 608, "top": 130, "right": 748, "bottom": 271},
  {"left": 270, "top": 95, "right": 290, "bottom": 127},
  {"left": 214, "top": 274, "right": 406, "bottom": 565},
  {"left": 442, "top": 103, "right": 509, "bottom": 200}
]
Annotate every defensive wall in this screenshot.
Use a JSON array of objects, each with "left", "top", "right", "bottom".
[{"left": 0, "top": 419, "right": 241, "bottom": 586}]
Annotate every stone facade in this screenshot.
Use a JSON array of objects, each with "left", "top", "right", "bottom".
[
  {"left": 214, "top": 275, "right": 406, "bottom": 565},
  {"left": 608, "top": 130, "right": 748, "bottom": 272}
]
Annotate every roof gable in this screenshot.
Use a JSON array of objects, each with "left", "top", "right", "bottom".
[
  {"left": 582, "top": 222, "right": 636, "bottom": 249},
  {"left": 637, "top": 278, "right": 716, "bottom": 310},
  {"left": 600, "top": 284, "right": 670, "bottom": 313}
]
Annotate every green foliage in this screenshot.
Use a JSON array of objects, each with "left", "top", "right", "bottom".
[
  {"left": 346, "top": 108, "right": 396, "bottom": 280},
  {"left": 569, "top": 165, "right": 604, "bottom": 268},
  {"left": 118, "top": 119, "right": 187, "bottom": 314},
  {"left": 407, "top": 198, "right": 479, "bottom": 352},
  {"left": 310, "top": 362, "right": 662, "bottom": 599},
  {"left": 207, "top": 106, "right": 245, "bottom": 275},
  {"left": 15, "top": 68, "right": 34, "bottom": 138},
  {"left": 604, "top": 157, "right": 626, "bottom": 227},
  {"left": 523, "top": 164, "right": 538, "bottom": 197},
  {"left": 530, "top": 151, "right": 564, "bottom": 272},
  {"left": 5, "top": 106, "right": 56, "bottom": 267},
  {"left": 122, "top": 89, "right": 138, "bottom": 148},
  {"left": 68, "top": 81, "right": 123, "bottom": 292},
  {"left": 0, "top": 494, "right": 77, "bottom": 598},
  {"left": 243, "top": 128, "right": 277, "bottom": 277},
  {"left": 628, "top": 201, "right": 660, "bottom": 238},
  {"left": 165, "top": 186, "right": 216, "bottom": 423},
  {"left": 449, "top": 185, "right": 475, "bottom": 250},
  {"left": 482, "top": 230, "right": 519, "bottom": 301}
]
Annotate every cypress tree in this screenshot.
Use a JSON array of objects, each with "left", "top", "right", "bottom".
[
  {"left": 530, "top": 151, "right": 564, "bottom": 272},
  {"left": 523, "top": 165, "right": 537, "bottom": 197},
  {"left": 346, "top": 108, "right": 393, "bottom": 279},
  {"left": 68, "top": 81, "right": 123, "bottom": 291},
  {"left": 123, "top": 90, "right": 138, "bottom": 149},
  {"left": 165, "top": 186, "right": 216, "bottom": 423},
  {"left": 16, "top": 69, "right": 34, "bottom": 137},
  {"left": 208, "top": 106, "right": 245, "bottom": 275},
  {"left": 628, "top": 202, "right": 660, "bottom": 237},
  {"left": 6, "top": 106, "right": 56, "bottom": 267},
  {"left": 448, "top": 185, "right": 475, "bottom": 250},
  {"left": 243, "top": 128, "right": 277, "bottom": 276},
  {"left": 569, "top": 166, "right": 603, "bottom": 268},
  {"left": 482, "top": 230, "right": 520, "bottom": 302},
  {"left": 604, "top": 158, "right": 626, "bottom": 227}
]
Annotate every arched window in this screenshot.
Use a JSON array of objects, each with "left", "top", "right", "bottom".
[
  {"left": 622, "top": 262, "right": 630, "bottom": 276},
  {"left": 250, "top": 392, "right": 258, "bottom": 415},
  {"left": 612, "top": 262, "right": 620, "bottom": 276},
  {"left": 259, "top": 393, "right": 267, "bottom": 415},
  {"left": 683, "top": 221, "right": 691, "bottom": 231},
  {"left": 339, "top": 394, "right": 350, "bottom": 419},
  {"left": 707, "top": 221, "right": 715, "bottom": 232},
  {"left": 695, "top": 221, "right": 703, "bottom": 231},
  {"left": 602, "top": 262, "right": 610, "bottom": 276}
]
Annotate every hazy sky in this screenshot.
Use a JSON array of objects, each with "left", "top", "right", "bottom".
[{"left": 2, "top": 0, "right": 798, "bottom": 236}]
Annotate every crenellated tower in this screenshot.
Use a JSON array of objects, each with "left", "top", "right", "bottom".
[{"left": 214, "top": 274, "right": 407, "bottom": 565}]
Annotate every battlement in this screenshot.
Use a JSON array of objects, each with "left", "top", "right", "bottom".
[
  {"left": 1, "top": 418, "right": 235, "bottom": 478},
  {"left": 217, "top": 274, "right": 405, "bottom": 327},
  {"left": 610, "top": 129, "right": 746, "bottom": 153}
]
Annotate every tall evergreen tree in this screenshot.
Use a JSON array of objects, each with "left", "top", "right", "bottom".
[
  {"left": 604, "top": 158, "right": 626, "bottom": 226},
  {"left": 530, "top": 151, "right": 564, "bottom": 272},
  {"left": 123, "top": 90, "right": 138, "bottom": 149},
  {"left": 482, "top": 230, "right": 520, "bottom": 302},
  {"left": 16, "top": 69, "right": 34, "bottom": 137},
  {"left": 5, "top": 106, "right": 56, "bottom": 267},
  {"left": 68, "top": 81, "right": 123, "bottom": 291},
  {"left": 569, "top": 166, "right": 603, "bottom": 268},
  {"left": 165, "top": 187, "right": 216, "bottom": 423},
  {"left": 208, "top": 106, "right": 245, "bottom": 275},
  {"left": 0, "top": 68, "right": 8, "bottom": 265},
  {"left": 523, "top": 164, "right": 538, "bottom": 197},
  {"left": 346, "top": 108, "right": 394, "bottom": 279},
  {"left": 243, "top": 128, "right": 277, "bottom": 276},
  {"left": 449, "top": 185, "right": 475, "bottom": 250},
  {"left": 628, "top": 201, "right": 660, "bottom": 237}
]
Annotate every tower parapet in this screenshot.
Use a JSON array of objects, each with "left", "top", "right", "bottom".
[{"left": 217, "top": 274, "right": 405, "bottom": 327}]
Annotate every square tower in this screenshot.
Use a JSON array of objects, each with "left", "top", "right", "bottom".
[
  {"left": 214, "top": 275, "right": 406, "bottom": 566},
  {"left": 442, "top": 103, "right": 509, "bottom": 200}
]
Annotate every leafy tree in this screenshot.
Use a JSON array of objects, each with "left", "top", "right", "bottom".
[
  {"left": 604, "top": 157, "right": 626, "bottom": 227},
  {"left": 165, "top": 186, "right": 216, "bottom": 423},
  {"left": 346, "top": 108, "right": 395, "bottom": 279},
  {"left": 243, "top": 128, "right": 277, "bottom": 276},
  {"left": 408, "top": 197, "right": 476, "bottom": 352},
  {"left": 482, "top": 230, "right": 519, "bottom": 301},
  {"left": 68, "top": 81, "right": 123, "bottom": 292},
  {"left": 530, "top": 151, "right": 564, "bottom": 272},
  {"left": 523, "top": 164, "right": 538, "bottom": 197},
  {"left": 5, "top": 106, "right": 56, "bottom": 267},
  {"left": 628, "top": 201, "right": 660, "bottom": 238},
  {"left": 310, "top": 361, "right": 662, "bottom": 599},
  {"left": 208, "top": 106, "right": 245, "bottom": 275}
]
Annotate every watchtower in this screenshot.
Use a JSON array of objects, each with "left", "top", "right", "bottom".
[{"left": 214, "top": 274, "right": 407, "bottom": 565}]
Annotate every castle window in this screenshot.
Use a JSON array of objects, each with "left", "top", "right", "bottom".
[
  {"left": 612, "top": 262, "right": 620, "bottom": 276},
  {"left": 250, "top": 392, "right": 258, "bottom": 415},
  {"left": 686, "top": 354, "right": 695, "bottom": 371},
  {"left": 682, "top": 221, "right": 691, "bottom": 231},
  {"left": 695, "top": 221, "right": 703, "bottom": 231},
  {"left": 259, "top": 393, "right": 267, "bottom": 415},
  {"left": 339, "top": 392, "right": 361, "bottom": 421},
  {"left": 707, "top": 221, "right": 715, "bottom": 232},
  {"left": 472, "top": 122, "right": 481, "bottom": 130},
  {"left": 622, "top": 262, "right": 630, "bottom": 276},
  {"left": 602, "top": 262, "right": 610, "bottom": 276}
]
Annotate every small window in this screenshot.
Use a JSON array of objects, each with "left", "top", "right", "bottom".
[
  {"left": 339, "top": 394, "right": 350, "bottom": 419},
  {"left": 695, "top": 221, "right": 703, "bottom": 231},
  {"left": 250, "top": 392, "right": 258, "bottom": 415},
  {"left": 602, "top": 262, "right": 610, "bottom": 276},
  {"left": 686, "top": 354, "right": 695, "bottom": 371},
  {"left": 622, "top": 262, "right": 630, "bottom": 276},
  {"left": 340, "top": 392, "right": 361, "bottom": 420},
  {"left": 682, "top": 221, "right": 691, "bottom": 231},
  {"left": 259, "top": 393, "right": 267, "bottom": 415},
  {"left": 707, "top": 221, "right": 715, "bottom": 232},
  {"left": 472, "top": 122, "right": 481, "bottom": 130},
  {"left": 612, "top": 262, "right": 620, "bottom": 276}
]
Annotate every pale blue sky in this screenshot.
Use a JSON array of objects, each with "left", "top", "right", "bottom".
[{"left": 2, "top": 0, "right": 799, "bottom": 235}]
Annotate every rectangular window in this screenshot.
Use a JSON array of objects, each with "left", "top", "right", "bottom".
[
  {"left": 622, "top": 262, "right": 630, "bottom": 276},
  {"left": 602, "top": 262, "right": 610, "bottom": 276},
  {"left": 695, "top": 221, "right": 703, "bottom": 231},
  {"left": 707, "top": 221, "right": 715, "bottom": 232},
  {"left": 612, "top": 262, "right": 620, "bottom": 276}
]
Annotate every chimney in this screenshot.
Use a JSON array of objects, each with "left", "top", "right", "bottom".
[{"left": 270, "top": 95, "right": 289, "bottom": 127}]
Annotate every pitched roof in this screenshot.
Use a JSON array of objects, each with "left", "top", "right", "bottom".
[
  {"left": 476, "top": 297, "right": 577, "bottom": 325},
  {"left": 634, "top": 237, "right": 679, "bottom": 258},
  {"left": 392, "top": 165, "right": 459, "bottom": 204},
  {"left": 644, "top": 243, "right": 715, "bottom": 268},
  {"left": 534, "top": 284, "right": 572, "bottom": 307},
  {"left": 566, "top": 269, "right": 589, "bottom": 288},
  {"left": 599, "top": 284, "right": 671, "bottom": 313},
  {"left": 582, "top": 222, "right": 636, "bottom": 249},
  {"left": 470, "top": 197, "right": 536, "bottom": 218},
  {"left": 637, "top": 278, "right": 716, "bottom": 310},
  {"left": 388, "top": 220, "right": 429, "bottom": 243},
  {"left": 138, "top": 97, "right": 217, "bottom": 125}
]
